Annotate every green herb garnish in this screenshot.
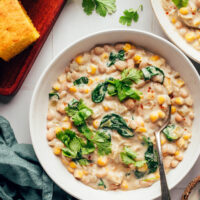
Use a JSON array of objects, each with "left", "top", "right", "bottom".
[
  {"left": 134, "top": 170, "right": 146, "bottom": 179},
  {"left": 143, "top": 137, "right": 158, "bottom": 173},
  {"left": 162, "top": 124, "right": 182, "bottom": 142},
  {"left": 108, "top": 50, "right": 125, "bottom": 67},
  {"left": 91, "top": 82, "right": 108, "bottom": 103},
  {"left": 73, "top": 77, "right": 89, "bottom": 86},
  {"left": 99, "top": 113, "right": 134, "bottom": 137},
  {"left": 119, "top": 5, "right": 143, "bottom": 26},
  {"left": 98, "top": 178, "right": 106, "bottom": 188},
  {"left": 82, "top": 0, "right": 116, "bottom": 17},
  {"left": 49, "top": 92, "right": 60, "bottom": 99},
  {"left": 172, "top": 0, "right": 188, "bottom": 9}
]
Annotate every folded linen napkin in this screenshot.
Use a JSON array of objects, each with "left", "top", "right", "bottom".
[{"left": 0, "top": 116, "right": 76, "bottom": 200}]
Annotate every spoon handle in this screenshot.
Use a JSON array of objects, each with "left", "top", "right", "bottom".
[{"left": 155, "top": 131, "right": 171, "bottom": 200}]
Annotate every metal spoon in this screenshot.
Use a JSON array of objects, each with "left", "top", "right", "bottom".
[{"left": 155, "top": 105, "right": 171, "bottom": 200}]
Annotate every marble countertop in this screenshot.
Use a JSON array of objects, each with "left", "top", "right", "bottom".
[{"left": 0, "top": 0, "right": 200, "bottom": 199}]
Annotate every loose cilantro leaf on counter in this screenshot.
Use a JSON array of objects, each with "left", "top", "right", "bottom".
[
  {"left": 108, "top": 50, "right": 125, "bottom": 67},
  {"left": 119, "top": 5, "right": 143, "bottom": 26},
  {"left": 98, "top": 178, "right": 106, "bottom": 188},
  {"left": 82, "top": 0, "right": 116, "bottom": 17},
  {"left": 73, "top": 77, "right": 89, "bottom": 86},
  {"left": 172, "top": 0, "right": 188, "bottom": 9}
]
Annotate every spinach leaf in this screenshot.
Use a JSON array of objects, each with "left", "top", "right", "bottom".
[
  {"left": 49, "top": 92, "right": 60, "bottom": 99},
  {"left": 92, "top": 82, "right": 108, "bottom": 103},
  {"left": 141, "top": 66, "right": 165, "bottom": 84},
  {"left": 134, "top": 170, "right": 146, "bottom": 179},
  {"left": 172, "top": 0, "right": 188, "bottom": 8},
  {"left": 108, "top": 50, "right": 125, "bottom": 67},
  {"left": 143, "top": 137, "right": 158, "bottom": 173},
  {"left": 99, "top": 113, "right": 134, "bottom": 137},
  {"left": 162, "top": 124, "right": 182, "bottom": 142},
  {"left": 65, "top": 99, "right": 93, "bottom": 126},
  {"left": 73, "top": 77, "right": 89, "bottom": 86},
  {"left": 98, "top": 178, "right": 106, "bottom": 188}
]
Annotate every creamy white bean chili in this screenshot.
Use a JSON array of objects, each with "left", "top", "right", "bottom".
[
  {"left": 162, "top": 0, "right": 200, "bottom": 51},
  {"left": 46, "top": 43, "right": 194, "bottom": 191}
]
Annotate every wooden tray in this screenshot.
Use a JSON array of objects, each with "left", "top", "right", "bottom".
[{"left": 0, "top": 0, "right": 66, "bottom": 96}]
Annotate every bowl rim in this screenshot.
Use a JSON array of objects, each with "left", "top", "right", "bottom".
[
  {"left": 29, "top": 29, "right": 200, "bottom": 200},
  {"left": 150, "top": 0, "right": 200, "bottom": 64}
]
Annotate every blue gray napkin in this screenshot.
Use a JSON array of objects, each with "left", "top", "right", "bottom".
[{"left": 0, "top": 116, "right": 76, "bottom": 200}]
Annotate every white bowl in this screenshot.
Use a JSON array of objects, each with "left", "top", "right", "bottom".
[
  {"left": 29, "top": 29, "right": 200, "bottom": 200},
  {"left": 151, "top": 0, "right": 200, "bottom": 64}
]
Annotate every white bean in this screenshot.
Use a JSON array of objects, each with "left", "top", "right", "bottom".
[
  {"left": 98, "top": 64, "right": 107, "bottom": 74},
  {"left": 115, "top": 61, "right": 127, "bottom": 71},
  {"left": 175, "top": 113, "right": 183, "bottom": 123},
  {"left": 57, "top": 104, "right": 66, "bottom": 115},
  {"left": 124, "top": 99, "right": 135, "bottom": 110},
  {"left": 162, "top": 144, "right": 176, "bottom": 155},
  {"left": 171, "top": 160, "right": 179, "bottom": 168},
  {"left": 46, "top": 130, "right": 56, "bottom": 141},
  {"left": 175, "top": 152, "right": 183, "bottom": 161},
  {"left": 94, "top": 47, "right": 104, "bottom": 55},
  {"left": 180, "top": 88, "right": 188, "bottom": 98}
]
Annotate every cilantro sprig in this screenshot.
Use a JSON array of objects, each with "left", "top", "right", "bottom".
[
  {"left": 172, "top": 0, "right": 189, "bottom": 9},
  {"left": 82, "top": 0, "right": 116, "bottom": 17},
  {"left": 119, "top": 5, "right": 143, "bottom": 26}
]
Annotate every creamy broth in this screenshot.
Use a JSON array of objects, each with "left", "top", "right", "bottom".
[
  {"left": 46, "top": 43, "right": 194, "bottom": 191},
  {"left": 162, "top": 0, "right": 200, "bottom": 51}
]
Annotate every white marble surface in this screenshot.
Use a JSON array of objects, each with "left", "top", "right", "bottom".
[{"left": 0, "top": 0, "right": 200, "bottom": 199}]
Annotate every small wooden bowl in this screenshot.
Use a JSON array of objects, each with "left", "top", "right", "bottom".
[{"left": 182, "top": 176, "right": 200, "bottom": 200}]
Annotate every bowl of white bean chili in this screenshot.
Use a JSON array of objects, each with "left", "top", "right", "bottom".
[
  {"left": 30, "top": 29, "right": 200, "bottom": 200},
  {"left": 151, "top": 0, "right": 200, "bottom": 64}
]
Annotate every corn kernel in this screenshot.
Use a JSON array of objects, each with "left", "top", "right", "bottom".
[
  {"left": 63, "top": 116, "right": 69, "bottom": 122},
  {"left": 171, "top": 17, "right": 177, "bottom": 24},
  {"left": 140, "top": 121, "right": 145, "bottom": 127},
  {"left": 133, "top": 54, "right": 142, "bottom": 64},
  {"left": 179, "top": 7, "right": 189, "bottom": 15},
  {"left": 175, "top": 151, "right": 180, "bottom": 156},
  {"left": 123, "top": 43, "right": 132, "bottom": 52},
  {"left": 177, "top": 79, "right": 185, "bottom": 87},
  {"left": 69, "top": 161, "right": 77, "bottom": 169},
  {"left": 157, "top": 95, "right": 165, "bottom": 105},
  {"left": 88, "top": 78, "right": 94, "bottom": 85},
  {"left": 97, "top": 156, "right": 108, "bottom": 167},
  {"left": 161, "top": 139, "right": 166, "bottom": 145},
  {"left": 84, "top": 88, "right": 89, "bottom": 94},
  {"left": 93, "top": 120, "right": 99, "bottom": 129},
  {"left": 150, "top": 55, "right": 160, "bottom": 61},
  {"left": 136, "top": 127, "right": 147, "bottom": 133},
  {"left": 103, "top": 106, "right": 109, "bottom": 111},
  {"left": 155, "top": 172, "right": 160, "bottom": 179},
  {"left": 62, "top": 122, "right": 72, "bottom": 130},
  {"left": 175, "top": 97, "right": 184, "bottom": 105},
  {"left": 55, "top": 127, "right": 62, "bottom": 134},
  {"left": 185, "top": 32, "right": 196, "bottom": 42},
  {"left": 95, "top": 77, "right": 99, "bottom": 81},
  {"left": 138, "top": 163, "right": 148, "bottom": 172},
  {"left": 53, "top": 147, "right": 61, "bottom": 155},
  {"left": 69, "top": 86, "right": 77, "bottom": 93},
  {"left": 83, "top": 170, "right": 89, "bottom": 175},
  {"left": 171, "top": 106, "right": 176, "bottom": 114},
  {"left": 183, "top": 134, "right": 191, "bottom": 140},
  {"left": 89, "top": 65, "right": 97, "bottom": 75},
  {"left": 121, "top": 181, "right": 129, "bottom": 190},
  {"left": 75, "top": 55, "right": 83, "bottom": 65},
  {"left": 194, "top": 20, "right": 200, "bottom": 26},
  {"left": 138, "top": 135, "right": 143, "bottom": 140},
  {"left": 101, "top": 52, "right": 109, "bottom": 61},
  {"left": 158, "top": 111, "right": 166, "bottom": 119},
  {"left": 74, "top": 170, "right": 83, "bottom": 179},
  {"left": 52, "top": 82, "right": 60, "bottom": 91},
  {"left": 150, "top": 112, "right": 159, "bottom": 123},
  {"left": 67, "top": 167, "right": 74, "bottom": 173}
]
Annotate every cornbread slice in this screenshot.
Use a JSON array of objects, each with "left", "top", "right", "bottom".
[{"left": 0, "top": 0, "right": 40, "bottom": 61}]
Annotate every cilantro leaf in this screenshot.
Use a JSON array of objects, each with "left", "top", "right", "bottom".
[
  {"left": 121, "top": 68, "right": 143, "bottom": 84},
  {"left": 49, "top": 92, "right": 60, "bottom": 100},
  {"left": 172, "top": 0, "right": 189, "bottom": 9},
  {"left": 119, "top": 5, "right": 143, "bottom": 26},
  {"left": 65, "top": 99, "right": 93, "bottom": 126},
  {"left": 93, "top": 131, "right": 111, "bottom": 155},
  {"left": 82, "top": 0, "right": 95, "bottom": 15}
]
